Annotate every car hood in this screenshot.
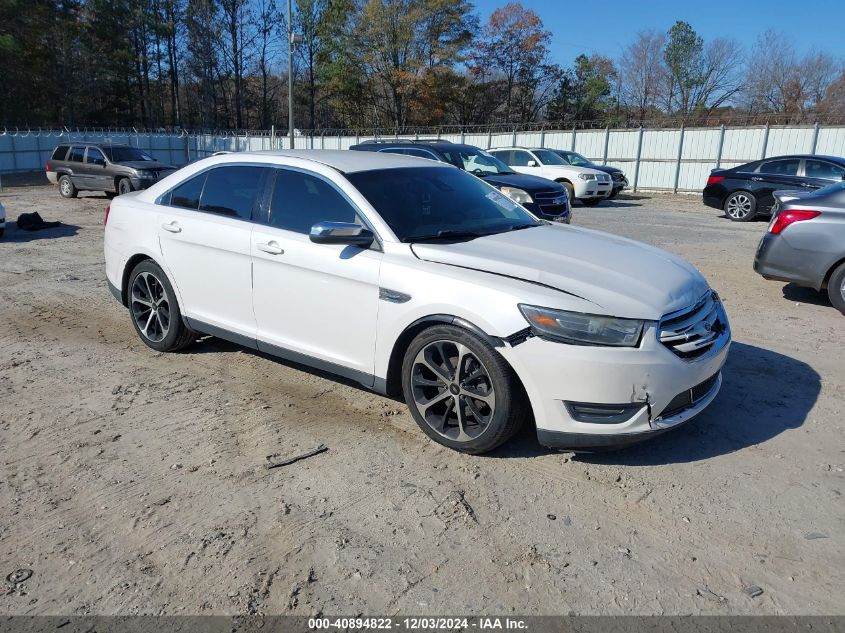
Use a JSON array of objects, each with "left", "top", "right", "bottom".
[
  {"left": 116, "top": 161, "right": 176, "bottom": 171},
  {"left": 480, "top": 172, "right": 566, "bottom": 192},
  {"left": 410, "top": 224, "right": 709, "bottom": 320},
  {"left": 589, "top": 164, "right": 623, "bottom": 176}
]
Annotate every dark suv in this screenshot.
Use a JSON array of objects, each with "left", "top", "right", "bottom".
[
  {"left": 47, "top": 143, "right": 177, "bottom": 198},
  {"left": 548, "top": 149, "right": 628, "bottom": 198},
  {"left": 349, "top": 140, "right": 570, "bottom": 222}
]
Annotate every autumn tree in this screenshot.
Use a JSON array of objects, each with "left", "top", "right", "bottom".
[{"left": 618, "top": 30, "right": 665, "bottom": 124}]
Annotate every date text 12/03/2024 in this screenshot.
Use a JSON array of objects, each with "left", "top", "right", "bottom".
[{"left": 308, "top": 617, "right": 528, "bottom": 630}]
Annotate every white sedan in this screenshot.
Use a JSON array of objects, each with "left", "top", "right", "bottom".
[
  {"left": 489, "top": 147, "right": 613, "bottom": 205},
  {"left": 104, "top": 150, "right": 730, "bottom": 453}
]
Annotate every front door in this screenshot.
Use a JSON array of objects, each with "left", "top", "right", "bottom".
[
  {"left": 84, "top": 147, "right": 111, "bottom": 190},
  {"left": 251, "top": 167, "right": 382, "bottom": 384},
  {"left": 157, "top": 165, "right": 266, "bottom": 339}
]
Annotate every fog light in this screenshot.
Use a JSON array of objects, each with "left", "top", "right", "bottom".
[{"left": 565, "top": 401, "right": 644, "bottom": 424}]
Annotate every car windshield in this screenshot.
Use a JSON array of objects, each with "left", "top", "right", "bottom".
[
  {"left": 532, "top": 149, "right": 568, "bottom": 166},
  {"left": 561, "top": 152, "right": 593, "bottom": 167},
  {"left": 346, "top": 166, "right": 540, "bottom": 242},
  {"left": 440, "top": 148, "right": 515, "bottom": 176},
  {"left": 104, "top": 147, "right": 155, "bottom": 162}
]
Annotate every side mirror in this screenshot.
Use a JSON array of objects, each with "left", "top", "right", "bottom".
[
  {"left": 527, "top": 160, "right": 538, "bottom": 167},
  {"left": 310, "top": 221, "right": 374, "bottom": 247}
]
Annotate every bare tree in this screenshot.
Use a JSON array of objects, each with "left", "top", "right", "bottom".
[
  {"left": 688, "top": 37, "right": 744, "bottom": 114},
  {"left": 619, "top": 30, "right": 666, "bottom": 124}
]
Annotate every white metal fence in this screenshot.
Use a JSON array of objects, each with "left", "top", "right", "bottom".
[{"left": 2, "top": 124, "right": 844, "bottom": 192}]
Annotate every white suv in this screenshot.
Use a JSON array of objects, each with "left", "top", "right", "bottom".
[
  {"left": 489, "top": 147, "right": 612, "bottom": 205},
  {"left": 104, "top": 151, "right": 730, "bottom": 454}
]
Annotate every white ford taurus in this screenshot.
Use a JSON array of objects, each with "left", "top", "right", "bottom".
[{"left": 104, "top": 150, "right": 730, "bottom": 454}]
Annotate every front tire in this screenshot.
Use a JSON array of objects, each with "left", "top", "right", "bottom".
[
  {"left": 827, "top": 262, "right": 845, "bottom": 316},
  {"left": 558, "top": 180, "right": 575, "bottom": 205},
  {"left": 724, "top": 191, "right": 757, "bottom": 221},
  {"left": 59, "top": 175, "right": 77, "bottom": 198},
  {"left": 582, "top": 198, "right": 602, "bottom": 207},
  {"left": 401, "top": 325, "right": 528, "bottom": 454},
  {"left": 118, "top": 178, "right": 133, "bottom": 196},
  {"left": 127, "top": 260, "right": 194, "bottom": 352}
]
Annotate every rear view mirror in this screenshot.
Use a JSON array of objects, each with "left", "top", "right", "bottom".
[{"left": 310, "top": 221, "right": 374, "bottom": 247}]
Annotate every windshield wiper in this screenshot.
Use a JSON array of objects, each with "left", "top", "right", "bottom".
[
  {"left": 403, "top": 229, "right": 488, "bottom": 243},
  {"left": 508, "top": 223, "right": 540, "bottom": 231}
]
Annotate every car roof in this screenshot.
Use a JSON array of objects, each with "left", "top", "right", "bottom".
[
  {"left": 758, "top": 154, "right": 845, "bottom": 163},
  {"left": 354, "top": 140, "right": 478, "bottom": 152},
  {"left": 228, "top": 149, "right": 454, "bottom": 173}
]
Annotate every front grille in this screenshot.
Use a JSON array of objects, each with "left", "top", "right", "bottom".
[
  {"left": 659, "top": 372, "right": 720, "bottom": 418},
  {"left": 596, "top": 173, "right": 611, "bottom": 183},
  {"left": 659, "top": 291, "right": 727, "bottom": 359},
  {"left": 534, "top": 190, "right": 567, "bottom": 203}
]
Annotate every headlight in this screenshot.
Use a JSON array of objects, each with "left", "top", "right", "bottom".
[
  {"left": 578, "top": 173, "right": 596, "bottom": 181},
  {"left": 499, "top": 186, "right": 533, "bottom": 205},
  {"left": 519, "top": 304, "right": 645, "bottom": 347}
]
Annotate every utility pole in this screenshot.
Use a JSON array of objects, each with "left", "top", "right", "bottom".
[{"left": 288, "top": 0, "right": 294, "bottom": 149}]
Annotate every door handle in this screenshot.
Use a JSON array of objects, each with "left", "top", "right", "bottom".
[
  {"left": 161, "top": 221, "right": 181, "bottom": 233},
  {"left": 257, "top": 241, "right": 284, "bottom": 255}
]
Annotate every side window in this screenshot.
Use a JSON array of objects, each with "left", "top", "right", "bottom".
[
  {"left": 377, "top": 148, "right": 407, "bottom": 156},
  {"left": 405, "top": 148, "right": 439, "bottom": 160},
  {"left": 805, "top": 159, "right": 845, "bottom": 180},
  {"left": 491, "top": 150, "right": 512, "bottom": 164},
  {"left": 169, "top": 173, "right": 207, "bottom": 210},
  {"left": 199, "top": 166, "right": 266, "bottom": 220},
  {"left": 68, "top": 146, "right": 85, "bottom": 162},
  {"left": 86, "top": 148, "right": 106, "bottom": 165},
  {"left": 51, "top": 146, "right": 69, "bottom": 161},
  {"left": 269, "top": 169, "right": 358, "bottom": 234},
  {"left": 510, "top": 151, "right": 534, "bottom": 167},
  {"left": 758, "top": 159, "right": 800, "bottom": 176}
]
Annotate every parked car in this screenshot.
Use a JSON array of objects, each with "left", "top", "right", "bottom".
[
  {"left": 349, "top": 140, "right": 570, "bottom": 222},
  {"left": 703, "top": 154, "right": 845, "bottom": 222},
  {"left": 104, "top": 150, "right": 730, "bottom": 454},
  {"left": 488, "top": 147, "right": 612, "bottom": 205},
  {"left": 0, "top": 200, "right": 5, "bottom": 238},
  {"left": 547, "top": 149, "right": 628, "bottom": 198},
  {"left": 754, "top": 181, "right": 845, "bottom": 314},
  {"left": 47, "top": 143, "right": 177, "bottom": 198}
]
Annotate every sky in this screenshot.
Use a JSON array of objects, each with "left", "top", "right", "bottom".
[{"left": 471, "top": 0, "right": 845, "bottom": 65}]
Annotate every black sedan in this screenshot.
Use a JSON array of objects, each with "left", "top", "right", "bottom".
[
  {"left": 548, "top": 150, "right": 628, "bottom": 198},
  {"left": 702, "top": 154, "right": 845, "bottom": 222}
]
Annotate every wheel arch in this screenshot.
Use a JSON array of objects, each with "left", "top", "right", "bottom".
[
  {"left": 120, "top": 252, "right": 178, "bottom": 307},
  {"left": 822, "top": 255, "right": 845, "bottom": 290},
  {"left": 382, "top": 314, "right": 523, "bottom": 401}
]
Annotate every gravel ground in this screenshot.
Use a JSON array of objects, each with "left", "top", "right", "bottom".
[{"left": 0, "top": 185, "right": 843, "bottom": 616}]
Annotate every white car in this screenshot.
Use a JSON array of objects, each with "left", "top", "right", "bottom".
[
  {"left": 489, "top": 147, "right": 613, "bottom": 205},
  {"left": 104, "top": 151, "right": 730, "bottom": 454},
  {"left": 0, "top": 200, "right": 5, "bottom": 237}
]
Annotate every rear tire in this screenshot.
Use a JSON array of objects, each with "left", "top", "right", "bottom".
[
  {"left": 59, "top": 175, "right": 77, "bottom": 198},
  {"left": 118, "top": 178, "right": 133, "bottom": 196},
  {"left": 127, "top": 260, "right": 195, "bottom": 352},
  {"left": 724, "top": 191, "right": 757, "bottom": 221},
  {"left": 401, "top": 325, "right": 528, "bottom": 454},
  {"left": 827, "top": 262, "right": 845, "bottom": 316}
]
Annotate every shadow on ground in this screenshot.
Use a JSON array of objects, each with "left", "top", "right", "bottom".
[
  {"left": 492, "top": 342, "right": 820, "bottom": 464},
  {"left": 781, "top": 283, "right": 832, "bottom": 307},
  {"left": 1, "top": 222, "right": 80, "bottom": 243}
]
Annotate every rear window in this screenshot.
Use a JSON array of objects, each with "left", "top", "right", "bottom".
[
  {"left": 67, "top": 146, "right": 85, "bottom": 162},
  {"left": 759, "top": 159, "right": 800, "bottom": 176},
  {"left": 51, "top": 146, "right": 69, "bottom": 161}
]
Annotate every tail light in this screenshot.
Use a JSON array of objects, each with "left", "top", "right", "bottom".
[
  {"left": 769, "top": 209, "right": 820, "bottom": 235},
  {"left": 706, "top": 175, "right": 724, "bottom": 186},
  {"left": 46, "top": 159, "right": 51, "bottom": 172},
  {"left": 104, "top": 205, "right": 110, "bottom": 226}
]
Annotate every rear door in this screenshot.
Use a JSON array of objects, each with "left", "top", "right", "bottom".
[
  {"left": 66, "top": 146, "right": 87, "bottom": 187},
  {"left": 157, "top": 165, "right": 267, "bottom": 339},
  {"left": 802, "top": 158, "right": 845, "bottom": 189},
  {"left": 752, "top": 158, "right": 804, "bottom": 211},
  {"left": 251, "top": 167, "right": 382, "bottom": 382}
]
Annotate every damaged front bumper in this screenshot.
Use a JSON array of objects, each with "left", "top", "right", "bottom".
[{"left": 498, "top": 320, "right": 730, "bottom": 451}]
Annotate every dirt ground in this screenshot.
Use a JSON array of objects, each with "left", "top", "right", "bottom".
[{"left": 0, "top": 183, "right": 843, "bottom": 616}]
